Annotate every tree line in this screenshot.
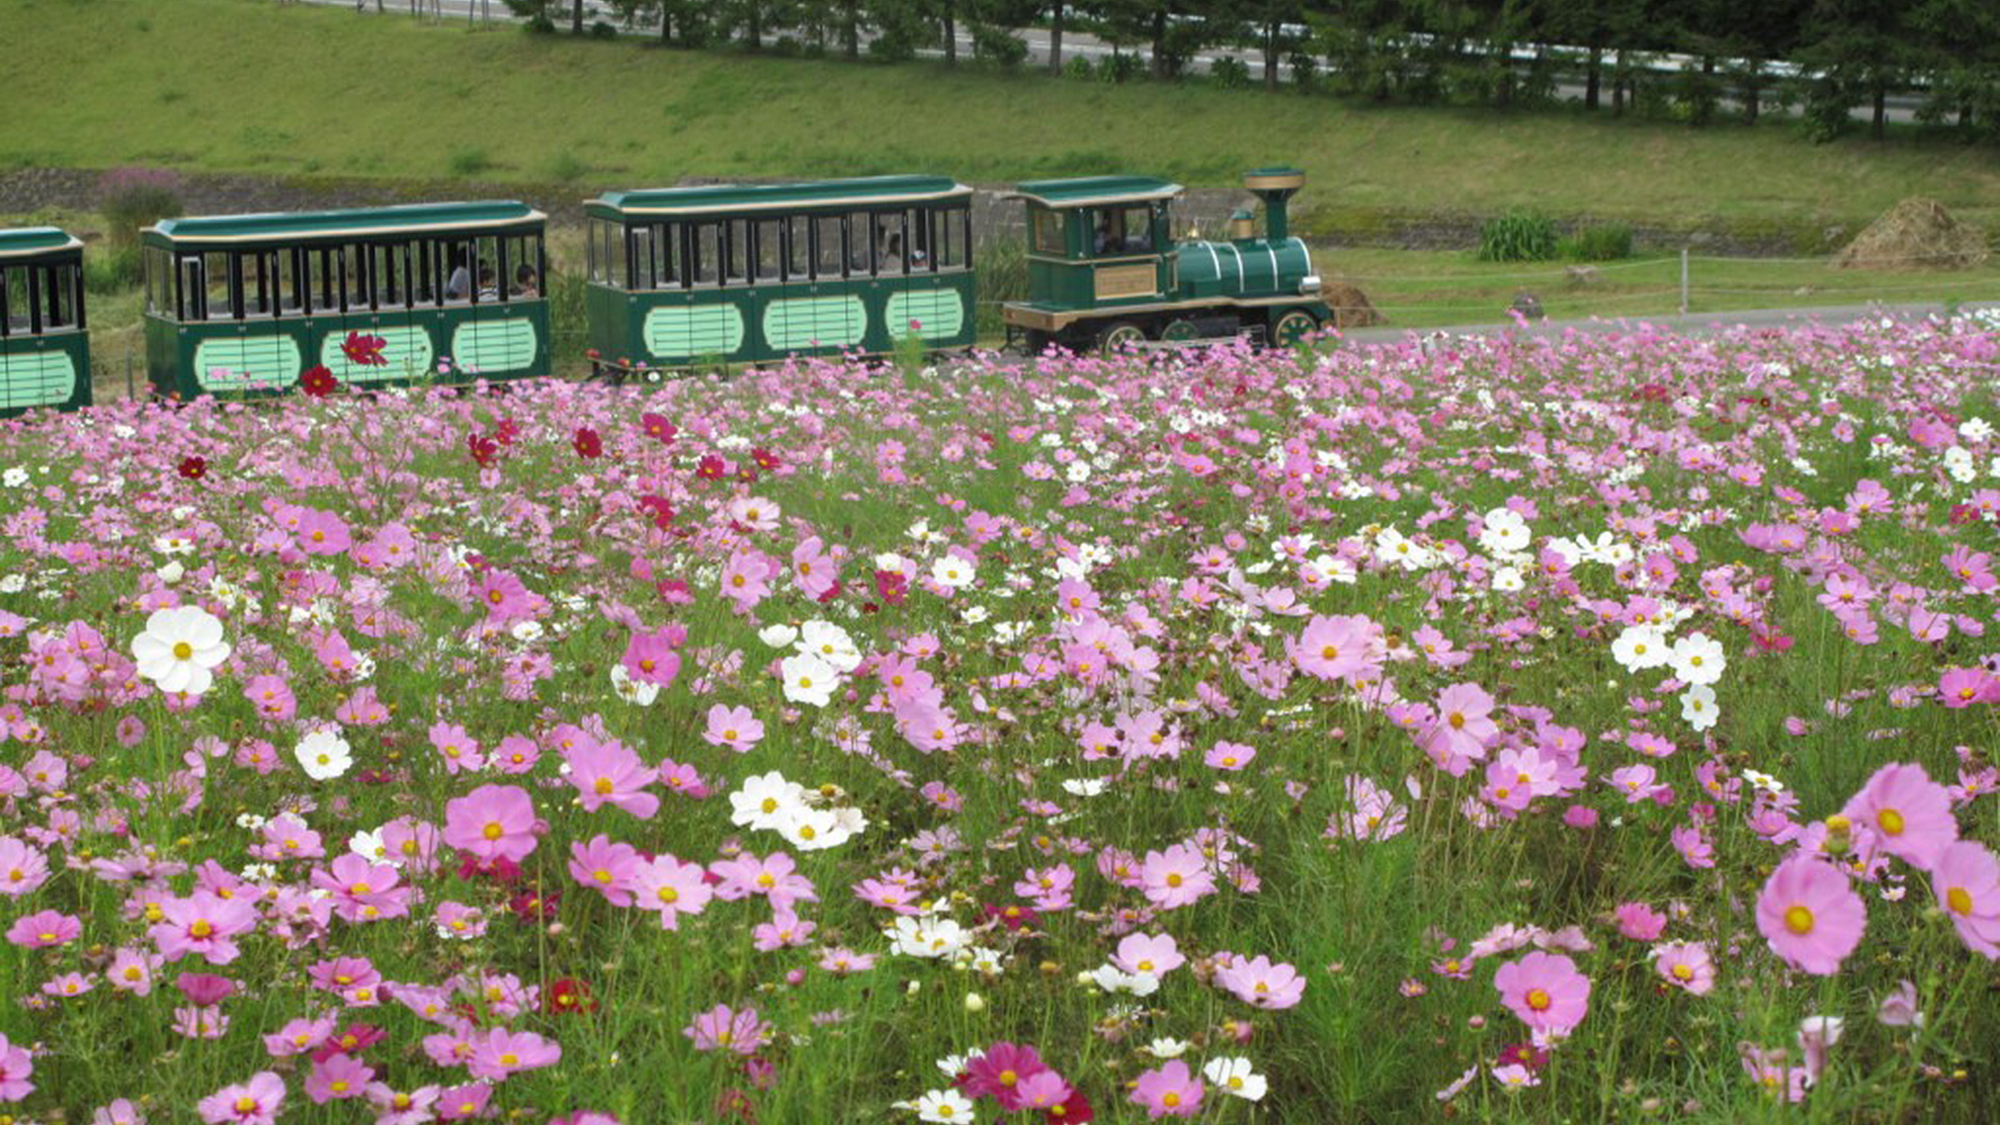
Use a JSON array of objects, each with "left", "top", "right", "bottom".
[{"left": 497, "top": 1, "right": 2000, "bottom": 142}]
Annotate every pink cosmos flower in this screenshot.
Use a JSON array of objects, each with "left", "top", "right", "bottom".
[
  {"left": 1930, "top": 839, "right": 2000, "bottom": 958},
  {"left": 0, "top": 1035, "right": 31, "bottom": 1101},
  {"left": 92, "top": 1098, "right": 143, "bottom": 1125},
  {"left": 1139, "top": 843, "right": 1215, "bottom": 909},
  {"left": 1493, "top": 951, "right": 1592, "bottom": 1035},
  {"left": 1613, "top": 902, "right": 1667, "bottom": 942},
  {"left": 1130, "top": 1058, "right": 1203, "bottom": 1118},
  {"left": 1424, "top": 683, "right": 1500, "bottom": 773},
  {"left": 467, "top": 1028, "right": 562, "bottom": 1081},
  {"left": 7, "top": 909, "right": 80, "bottom": 949},
  {"left": 620, "top": 629, "right": 681, "bottom": 688},
  {"left": 152, "top": 892, "right": 259, "bottom": 965},
  {"left": 365, "top": 1084, "right": 440, "bottom": 1125},
  {"left": 1653, "top": 941, "right": 1716, "bottom": 995},
  {"left": 959, "top": 1041, "right": 1048, "bottom": 1109},
  {"left": 305, "top": 1055, "right": 373, "bottom": 1103},
  {"left": 0, "top": 837, "right": 51, "bottom": 896},
  {"left": 1756, "top": 854, "right": 1866, "bottom": 975},
  {"left": 196, "top": 1071, "right": 286, "bottom": 1124},
  {"left": 1215, "top": 954, "right": 1306, "bottom": 1009},
  {"left": 702, "top": 705, "right": 765, "bottom": 753},
  {"left": 441, "top": 785, "right": 538, "bottom": 865},
  {"left": 433, "top": 1083, "right": 492, "bottom": 1121},
  {"left": 563, "top": 738, "right": 659, "bottom": 820},
  {"left": 1112, "top": 933, "right": 1185, "bottom": 977},
  {"left": 630, "top": 854, "right": 715, "bottom": 930},
  {"left": 709, "top": 851, "right": 818, "bottom": 911},
  {"left": 568, "top": 835, "right": 644, "bottom": 906},
  {"left": 684, "top": 1004, "right": 771, "bottom": 1056},
  {"left": 1291, "top": 614, "right": 1376, "bottom": 682},
  {"left": 1839, "top": 762, "right": 1958, "bottom": 870},
  {"left": 310, "top": 855, "right": 408, "bottom": 923}
]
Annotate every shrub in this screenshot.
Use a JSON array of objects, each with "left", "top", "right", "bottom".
[
  {"left": 1210, "top": 56, "right": 1250, "bottom": 90},
  {"left": 1101, "top": 52, "right": 1144, "bottom": 84},
  {"left": 589, "top": 20, "right": 617, "bottom": 39},
  {"left": 84, "top": 245, "right": 141, "bottom": 295},
  {"left": 1559, "top": 224, "right": 1634, "bottom": 261},
  {"left": 547, "top": 151, "right": 588, "bottom": 183},
  {"left": 1478, "top": 210, "right": 1559, "bottom": 262},
  {"left": 448, "top": 148, "right": 493, "bottom": 177},
  {"left": 971, "top": 23, "right": 1028, "bottom": 69},
  {"left": 974, "top": 241, "right": 1028, "bottom": 339},
  {"left": 1064, "top": 55, "right": 1094, "bottom": 81},
  {"left": 97, "top": 167, "right": 183, "bottom": 251}
]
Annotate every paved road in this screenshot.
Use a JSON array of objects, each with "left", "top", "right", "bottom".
[
  {"left": 1330, "top": 299, "right": 2000, "bottom": 344},
  {"left": 316, "top": 0, "right": 1924, "bottom": 124}
]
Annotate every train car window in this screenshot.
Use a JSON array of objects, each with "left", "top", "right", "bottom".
[
  {"left": 754, "top": 219, "right": 782, "bottom": 282},
  {"left": 275, "top": 246, "right": 304, "bottom": 313},
  {"left": 874, "top": 211, "right": 907, "bottom": 275},
  {"left": 628, "top": 226, "right": 653, "bottom": 290},
  {"left": 937, "top": 207, "right": 968, "bottom": 270},
  {"left": 1032, "top": 209, "right": 1064, "bottom": 256},
  {"left": 652, "top": 224, "right": 679, "bottom": 289},
  {"left": 142, "top": 251, "right": 159, "bottom": 316},
  {"left": 1118, "top": 205, "right": 1154, "bottom": 254},
  {"left": 723, "top": 219, "right": 748, "bottom": 286},
  {"left": 692, "top": 223, "right": 720, "bottom": 285},
  {"left": 179, "top": 255, "right": 204, "bottom": 321},
  {"left": 910, "top": 209, "right": 936, "bottom": 272},
  {"left": 0, "top": 266, "right": 18, "bottom": 335},
  {"left": 814, "top": 215, "right": 845, "bottom": 279},
  {"left": 848, "top": 211, "right": 875, "bottom": 274},
  {"left": 783, "top": 216, "right": 809, "bottom": 281}
]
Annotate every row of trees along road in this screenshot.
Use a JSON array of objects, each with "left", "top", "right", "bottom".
[{"left": 497, "top": 1, "right": 2000, "bottom": 143}]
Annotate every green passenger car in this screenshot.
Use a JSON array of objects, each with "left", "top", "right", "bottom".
[
  {"left": 1002, "top": 168, "right": 1330, "bottom": 355},
  {"left": 584, "top": 176, "right": 975, "bottom": 373},
  {"left": 141, "top": 202, "right": 549, "bottom": 400},
  {"left": 0, "top": 227, "right": 90, "bottom": 418}
]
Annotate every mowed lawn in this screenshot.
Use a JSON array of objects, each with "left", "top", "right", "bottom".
[{"left": 5, "top": 0, "right": 2000, "bottom": 231}]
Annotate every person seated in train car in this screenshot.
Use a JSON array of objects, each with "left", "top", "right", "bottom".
[
  {"left": 513, "top": 263, "right": 540, "bottom": 299},
  {"left": 878, "top": 232, "right": 904, "bottom": 274},
  {"left": 476, "top": 262, "right": 498, "bottom": 301},
  {"left": 1094, "top": 210, "right": 1126, "bottom": 255},
  {"left": 445, "top": 250, "right": 472, "bottom": 301},
  {"left": 1125, "top": 208, "right": 1154, "bottom": 253}
]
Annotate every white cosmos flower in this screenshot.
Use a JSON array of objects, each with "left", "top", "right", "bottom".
[
  {"left": 295, "top": 729, "right": 353, "bottom": 781},
  {"left": 509, "top": 620, "right": 545, "bottom": 644},
  {"left": 729, "top": 771, "right": 808, "bottom": 831},
  {"left": 781, "top": 652, "right": 839, "bottom": 707},
  {"left": 1680, "top": 683, "right": 1719, "bottom": 731},
  {"left": 156, "top": 561, "right": 185, "bottom": 584},
  {"left": 758, "top": 623, "right": 799, "bottom": 649},
  {"left": 1611, "top": 625, "right": 1672, "bottom": 672},
  {"left": 913, "top": 1089, "right": 976, "bottom": 1124},
  {"left": 797, "top": 620, "right": 862, "bottom": 672},
  {"left": 130, "top": 605, "right": 232, "bottom": 696},
  {"left": 1, "top": 467, "right": 27, "bottom": 488},
  {"left": 1090, "top": 963, "right": 1160, "bottom": 996},
  {"left": 1670, "top": 632, "right": 1726, "bottom": 686},
  {"left": 1490, "top": 566, "right": 1525, "bottom": 593},
  {"left": 1478, "top": 508, "right": 1531, "bottom": 554},
  {"left": 776, "top": 805, "right": 848, "bottom": 851},
  {"left": 931, "top": 556, "right": 977, "bottom": 589},
  {"left": 888, "top": 916, "right": 971, "bottom": 959},
  {"left": 609, "top": 663, "right": 660, "bottom": 706},
  {"left": 1203, "top": 1057, "right": 1269, "bottom": 1101},
  {"left": 349, "top": 828, "right": 389, "bottom": 861},
  {"left": 1144, "top": 1037, "right": 1190, "bottom": 1059}
]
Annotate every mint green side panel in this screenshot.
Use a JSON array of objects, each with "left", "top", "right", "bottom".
[
  {"left": 193, "top": 337, "right": 302, "bottom": 393},
  {"left": 763, "top": 296, "right": 866, "bottom": 352},
  {"left": 643, "top": 305, "right": 745, "bottom": 360},
  {"left": 886, "top": 291, "right": 966, "bottom": 342},
  {"left": 320, "top": 326, "right": 435, "bottom": 385},
  {"left": 449, "top": 319, "right": 538, "bottom": 375},
  {"left": 0, "top": 351, "right": 76, "bottom": 411}
]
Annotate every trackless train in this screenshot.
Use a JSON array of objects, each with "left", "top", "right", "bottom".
[{"left": 0, "top": 167, "right": 1330, "bottom": 414}]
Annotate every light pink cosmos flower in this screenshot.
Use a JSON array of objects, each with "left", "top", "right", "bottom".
[
  {"left": 1291, "top": 614, "right": 1376, "bottom": 682},
  {"left": 1876, "top": 980, "right": 1924, "bottom": 1027},
  {"left": 709, "top": 851, "right": 818, "bottom": 911},
  {"left": 620, "top": 628, "right": 681, "bottom": 688},
  {"left": 6, "top": 909, "right": 80, "bottom": 949},
  {"left": 1930, "top": 839, "right": 2000, "bottom": 958},
  {"left": 568, "top": 835, "right": 644, "bottom": 907},
  {"left": 467, "top": 1028, "right": 562, "bottom": 1081},
  {"left": 305, "top": 1055, "right": 373, "bottom": 1103},
  {"left": 702, "top": 704, "right": 764, "bottom": 753},
  {"left": 1215, "top": 955, "right": 1306, "bottom": 1009},
  {"left": 1493, "top": 951, "right": 1591, "bottom": 1035},
  {"left": 196, "top": 1071, "right": 286, "bottom": 1124},
  {"left": 1139, "top": 844, "right": 1215, "bottom": 909},
  {"left": 1424, "top": 683, "right": 1500, "bottom": 774},
  {"left": 684, "top": 1004, "right": 771, "bottom": 1056},
  {"left": 1613, "top": 903, "right": 1667, "bottom": 942},
  {"left": 1756, "top": 854, "right": 1866, "bottom": 975},
  {"left": 563, "top": 738, "right": 659, "bottom": 820},
  {"left": 440, "top": 785, "right": 538, "bottom": 865},
  {"left": 1653, "top": 941, "right": 1716, "bottom": 995},
  {"left": 1839, "top": 762, "right": 1958, "bottom": 870},
  {"left": 0, "top": 1033, "right": 29, "bottom": 1102},
  {"left": 364, "top": 1083, "right": 440, "bottom": 1125},
  {"left": 0, "top": 837, "right": 50, "bottom": 896},
  {"left": 152, "top": 892, "right": 259, "bottom": 965},
  {"left": 1112, "top": 933, "right": 1185, "bottom": 977},
  {"left": 310, "top": 855, "right": 408, "bottom": 923},
  {"left": 1130, "top": 1058, "right": 1203, "bottom": 1118},
  {"left": 630, "top": 855, "right": 715, "bottom": 930},
  {"left": 91, "top": 1098, "right": 143, "bottom": 1125}
]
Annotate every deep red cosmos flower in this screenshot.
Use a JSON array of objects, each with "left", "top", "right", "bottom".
[
  {"left": 300, "top": 364, "right": 339, "bottom": 398},
  {"left": 494, "top": 418, "right": 522, "bottom": 446},
  {"left": 640, "top": 413, "right": 678, "bottom": 445},
  {"left": 177, "top": 455, "right": 207, "bottom": 480},
  {"left": 751, "top": 447, "right": 780, "bottom": 471},
  {"left": 467, "top": 433, "right": 498, "bottom": 467},
  {"left": 573, "top": 427, "right": 603, "bottom": 460},
  {"left": 545, "top": 977, "right": 598, "bottom": 1016},
  {"left": 638, "top": 495, "right": 675, "bottom": 529},
  {"left": 341, "top": 331, "right": 389, "bottom": 367},
  {"left": 695, "top": 455, "right": 727, "bottom": 481},
  {"left": 875, "top": 570, "right": 908, "bottom": 606}
]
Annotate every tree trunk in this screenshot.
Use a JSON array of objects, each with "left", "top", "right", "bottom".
[
  {"left": 1264, "top": 22, "right": 1279, "bottom": 90},
  {"left": 748, "top": 5, "right": 761, "bottom": 50},
  {"left": 660, "top": 0, "right": 671, "bottom": 43},
  {"left": 1151, "top": 8, "right": 1168, "bottom": 80},
  {"left": 843, "top": 0, "right": 858, "bottom": 59},
  {"left": 1049, "top": 1, "right": 1063, "bottom": 75},
  {"left": 572, "top": 0, "right": 583, "bottom": 34},
  {"left": 943, "top": 6, "right": 955, "bottom": 65},
  {"left": 1585, "top": 46, "right": 1601, "bottom": 110},
  {"left": 1743, "top": 67, "right": 1761, "bottom": 124},
  {"left": 1612, "top": 50, "right": 1626, "bottom": 116},
  {"left": 1872, "top": 83, "right": 1886, "bottom": 139}
]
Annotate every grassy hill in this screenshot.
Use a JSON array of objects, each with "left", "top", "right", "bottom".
[{"left": 6, "top": 0, "right": 2000, "bottom": 234}]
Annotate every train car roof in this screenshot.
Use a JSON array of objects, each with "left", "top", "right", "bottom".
[
  {"left": 1005, "top": 176, "right": 1184, "bottom": 208},
  {"left": 145, "top": 202, "right": 546, "bottom": 248},
  {"left": 0, "top": 227, "right": 84, "bottom": 262},
  {"left": 590, "top": 176, "right": 973, "bottom": 218}
]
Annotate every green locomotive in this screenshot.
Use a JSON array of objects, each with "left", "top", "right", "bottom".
[
  {"left": 0, "top": 227, "right": 90, "bottom": 418},
  {"left": 1002, "top": 167, "right": 1329, "bottom": 355}
]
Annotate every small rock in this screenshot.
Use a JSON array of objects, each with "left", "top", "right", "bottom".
[
  {"left": 1511, "top": 292, "right": 1546, "bottom": 321},
  {"left": 1564, "top": 265, "right": 1602, "bottom": 286}
]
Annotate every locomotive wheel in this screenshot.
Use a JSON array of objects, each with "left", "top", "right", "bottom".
[
  {"left": 1270, "top": 309, "right": 1320, "bottom": 348},
  {"left": 1160, "top": 319, "right": 1200, "bottom": 343},
  {"left": 1096, "top": 321, "right": 1149, "bottom": 356}
]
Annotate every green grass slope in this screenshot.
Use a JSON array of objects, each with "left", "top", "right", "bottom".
[{"left": 6, "top": 0, "right": 2000, "bottom": 231}]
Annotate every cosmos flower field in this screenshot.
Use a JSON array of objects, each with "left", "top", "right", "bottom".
[{"left": 2, "top": 317, "right": 1999, "bottom": 1125}]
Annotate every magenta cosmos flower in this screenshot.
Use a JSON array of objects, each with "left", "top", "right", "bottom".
[
  {"left": 1756, "top": 854, "right": 1866, "bottom": 975},
  {"left": 1130, "top": 1058, "right": 1204, "bottom": 1119},
  {"left": 467, "top": 1028, "right": 561, "bottom": 1081},
  {"left": 1493, "top": 951, "right": 1591, "bottom": 1035},
  {"left": 0, "top": 1033, "right": 32, "bottom": 1101},
  {"left": 6, "top": 909, "right": 80, "bottom": 949},
  {"left": 1653, "top": 941, "right": 1716, "bottom": 995},
  {"left": 629, "top": 854, "right": 715, "bottom": 930},
  {"left": 1215, "top": 955, "right": 1307, "bottom": 1009},
  {"left": 197, "top": 1071, "right": 286, "bottom": 1124},
  {"left": 441, "top": 785, "right": 539, "bottom": 865},
  {"left": 684, "top": 1004, "right": 770, "bottom": 1056},
  {"left": 563, "top": 739, "right": 660, "bottom": 820},
  {"left": 568, "top": 835, "right": 645, "bottom": 907},
  {"left": 1839, "top": 762, "right": 1958, "bottom": 870},
  {"left": 959, "top": 1041, "right": 1048, "bottom": 1109},
  {"left": 1930, "top": 840, "right": 2000, "bottom": 958}
]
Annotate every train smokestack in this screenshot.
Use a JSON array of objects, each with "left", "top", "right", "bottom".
[{"left": 1244, "top": 167, "right": 1304, "bottom": 242}]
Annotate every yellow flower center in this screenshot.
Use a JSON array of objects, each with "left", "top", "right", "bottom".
[
  {"left": 189, "top": 919, "right": 213, "bottom": 938},
  {"left": 658, "top": 886, "right": 680, "bottom": 904},
  {"left": 1784, "top": 905, "right": 1815, "bottom": 935},
  {"left": 1526, "top": 988, "right": 1551, "bottom": 1011},
  {"left": 1946, "top": 887, "right": 1973, "bottom": 915},
  {"left": 483, "top": 823, "right": 504, "bottom": 840},
  {"left": 173, "top": 641, "right": 194, "bottom": 660},
  {"left": 1671, "top": 963, "right": 1694, "bottom": 982},
  {"left": 1876, "top": 808, "right": 1905, "bottom": 836}
]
